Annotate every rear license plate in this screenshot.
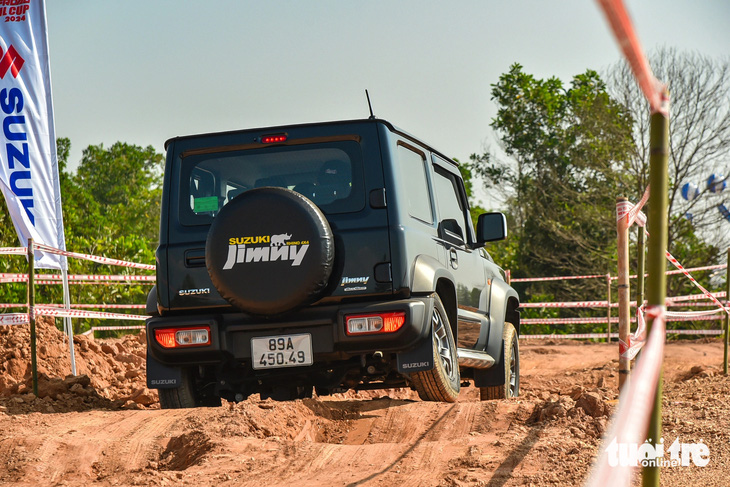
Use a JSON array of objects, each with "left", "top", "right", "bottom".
[{"left": 251, "top": 333, "right": 313, "bottom": 370}]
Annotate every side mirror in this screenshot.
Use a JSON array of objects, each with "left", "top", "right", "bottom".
[
  {"left": 476, "top": 212, "right": 507, "bottom": 245},
  {"left": 438, "top": 219, "right": 465, "bottom": 246}
]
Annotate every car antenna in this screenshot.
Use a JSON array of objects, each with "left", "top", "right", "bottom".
[{"left": 365, "top": 89, "right": 376, "bottom": 119}]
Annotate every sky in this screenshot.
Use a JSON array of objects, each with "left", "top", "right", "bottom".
[{"left": 46, "top": 1, "right": 730, "bottom": 195}]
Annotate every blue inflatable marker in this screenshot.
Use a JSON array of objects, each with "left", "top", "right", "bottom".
[
  {"left": 718, "top": 204, "right": 730, "bottom": 222},
  {"left": 681, "top": 182, "right": 700, "bottom": 201},
  {"left": 708, "top": 174, "right": 726, "bottom": 194}
]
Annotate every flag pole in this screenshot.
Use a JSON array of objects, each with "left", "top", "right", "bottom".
[{"left": 61, "top": 267, "right": 76, "bottom": 376}]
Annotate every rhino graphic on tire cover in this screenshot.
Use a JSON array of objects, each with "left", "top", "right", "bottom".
[{"left": 271, "top": 233, "right": 292, "bottom": 247}]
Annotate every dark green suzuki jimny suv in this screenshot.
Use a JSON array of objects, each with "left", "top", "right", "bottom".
[{"left": 146, "top": 118, "right": 520, "bottom": 407}]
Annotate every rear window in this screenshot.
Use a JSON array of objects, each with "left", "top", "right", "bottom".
[{"left": 178, "top": 140, "right": 365, "bottom": 225}]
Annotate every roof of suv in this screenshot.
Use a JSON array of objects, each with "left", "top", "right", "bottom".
[{"left": 164, "top": 118, "right": 459, "bottom": 169}]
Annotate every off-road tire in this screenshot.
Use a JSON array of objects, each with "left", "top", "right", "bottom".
[
  {"left": 410, "top": 294, "right": 460, "bottom": 402},
  {"left": 480, "top": 322, "right": 519, "bottom": 400},
  {"left": 158, "top": 368, "right": 221, "bottom": 409}
]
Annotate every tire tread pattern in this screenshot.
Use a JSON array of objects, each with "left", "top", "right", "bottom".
[
  {"left": 410, "top": 294, "right": 460, "bottom": 403},
  {"left": 158, "top": 369, "right": 198, "bottom": 409}
]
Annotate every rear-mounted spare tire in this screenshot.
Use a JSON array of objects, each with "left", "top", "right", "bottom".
[{"left": 206, "top": 187, "right": 334, "bottom": 316}]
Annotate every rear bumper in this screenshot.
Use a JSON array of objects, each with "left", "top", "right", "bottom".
[{"left": 146, "top": 296, "right": 432, "bottom": 366}]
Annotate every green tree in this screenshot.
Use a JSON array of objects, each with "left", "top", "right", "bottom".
[
  {"left": 72, "top": 142, "right": 162, "bottom": 242},
  {"left": 472, "top": 64, "right": 635, "bottom": 306},
  {"left": 0, "top": 139, "right": 163, "bottom": 333},
  {"left": 62, "top": 142, "right": 162, "bottom": 331}
]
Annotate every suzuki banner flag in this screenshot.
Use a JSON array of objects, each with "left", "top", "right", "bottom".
[{"left": 0, "top": 0, "right": 67, "bottom": 269}]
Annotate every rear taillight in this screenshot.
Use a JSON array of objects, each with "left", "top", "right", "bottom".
[
  {"left": 345, "top": 312, "right": 406, "bottom": 335},
  {"left": 155, "top": 326, "right": 211, "bottom": 348}
]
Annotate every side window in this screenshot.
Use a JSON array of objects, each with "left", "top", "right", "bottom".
[
  {"left": 432, "top": 165, "right": 470, "bottom": 244},
  {"left": 397, "top": 144, "right": 433, "bottom": 223}
]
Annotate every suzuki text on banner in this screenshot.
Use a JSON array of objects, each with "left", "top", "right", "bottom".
[{"left": 0, "top": 0, "right": 66, "bottom": 270}]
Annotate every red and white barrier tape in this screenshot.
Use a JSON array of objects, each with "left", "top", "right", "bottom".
[
  {"left": 0, "top": 244, "right": 155, "bottom": 270},
  {"left": 502, "top": 264, "right": 724, "bottom": 285},
  {"left": 666, "top": 264, "right": 726, "bottom": 276},
  {"left": 524, "top": 312, "right": 724, "bottom": 326},
  {"left": 619, "top": 306, "right": 647, "bottom": 360},
  {"left": 587, "top": 306, "right": 666, "bottom": 487},
  {"left": 664, "top": 250, "right": 729, "bottom": 315},
  {"left": 616, "top": 189, "right": 648, "bottom": 228},
  {"left": 520, "top": 300, "right": 609, "bottom": 309},
  {"left": 0, "top": 313, "right": 28, "bottom": 326},
  {"left": 89, "top": 325, "right": 145, "bottom": 332},
  {"left": 0, "top": 276, "right": 29, "bottom": 284},
  {"left": 522, "top": 329, "right": 722, "bottom": 340},
  {"left": 42, "top": 303, "right": 146, "bottom": 310},
  {"left": 34, "top": 305, "right": 147, "bottom": 321},
  {"left": 620, "top": 304, "right": 727, "bottom": 359},
  {"left": 664, "top": 308, "right": 728, "bottom": 319},
  {"left": 1, "top": 273, "right": 154, "bottom": 284},
  {"left": 522, "top": 333, "right": 619, "bottom": 340},
  {"left": 596, "top": 0, "right": 667, "bottom": 116},
  {"left": 522, "top": 295, "right": 725, "bottom": 309},
  {"left": 523, "top": 317, "right": 623, "bottom": 325},
  {"left": 667, "top": 291, "right": 726, "bottom": 303},
  {"left": 510, "top": 274, "right": 607, "bottom": 283},
  {"left": 32, "top": 242, "right": 156, "bottom": 270},
  {"left": 0, "top": 247, "right": 26, "bottom": 255}
]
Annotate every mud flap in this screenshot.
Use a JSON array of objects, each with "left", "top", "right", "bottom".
[
  {"left": 396, "top": 327, "right": 434, "bottom": 374},
  {"left": 473, "top": 340, "right": 504, "bottom": 387},
  {"left": 146, "top": 350, "right": 182, "bottom": 389}
]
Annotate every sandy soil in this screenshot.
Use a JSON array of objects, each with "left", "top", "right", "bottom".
[{"left": 0, "top": 318, "right": 728, "bottom": 486}]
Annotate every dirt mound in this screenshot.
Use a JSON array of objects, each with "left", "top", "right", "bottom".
[
  {"left": 679, "top": 364, "right": 721, "bottom": 381},
  {"left": 0, "top": 332, "right": 727, "bottom": 486},
  {"left": 0, "top": 317, "right": 157, "bottom": 413}
]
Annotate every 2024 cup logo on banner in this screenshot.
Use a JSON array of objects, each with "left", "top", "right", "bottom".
[{"left": 222, "top": 233, "right": 310, "bottom": 270}]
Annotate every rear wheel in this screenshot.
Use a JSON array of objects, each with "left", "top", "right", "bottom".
[
  {"left": 410, "top": 294, "right": 460, "bottom": 402},
  {"left": 480, "top": 322, "right": 519, "bottom": 400},
  {"left": 158, "top": 368, "right": 221, "bottom": 409}
]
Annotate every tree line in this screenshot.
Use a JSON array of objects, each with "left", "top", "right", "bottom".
[
  {"left": 0, "top": 140, "right": 162, "bottom": 333},
  {"left": 470, "top": 48, "right": 730, "bottom": 333}
]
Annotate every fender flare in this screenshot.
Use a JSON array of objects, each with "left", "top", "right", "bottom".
[
  {"left": 410, "top": 254, "right": 456, "bottom": 294},
  {"left": 410, "top": 254, "right": 458, "bottom": 339}
]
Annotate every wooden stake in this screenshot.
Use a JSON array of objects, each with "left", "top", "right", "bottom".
[
  {"left": 606, "top": 273, "right": 612, "bottom": 342},
  {"left": 722, "top": 249, "right": 730, "bottom": 375},
  {"left": 617, "top": 197, "right": 631, "bottom": 390}
]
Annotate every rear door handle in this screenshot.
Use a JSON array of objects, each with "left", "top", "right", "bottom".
[{"left": 185, "top": 249, "right": 206, "bottom": 267}]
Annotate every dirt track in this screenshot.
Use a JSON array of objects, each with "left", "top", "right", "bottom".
[{"left": 0, "top": 318, "right": 728, "bottom": 486}]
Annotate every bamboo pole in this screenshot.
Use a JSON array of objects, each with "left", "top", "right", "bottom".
[
  {"left": 722, "top": 249, "right": 730, "bottom": 375},
  {"left": 616, "top": 197, "right": 631, "bottom": 390},
  {"left": 635, "top": 230, "right": 646, "bottom": 365},
  {"left": 606, "top": 273, "right": 612, "bottom": 341},
  {"left": 637, "top": 230, "right": 646, "bottom": 314},
  {"left": 28, "top": 239, "right": 38, "bottom": 397},
  {"left": 642, "top": 109, "right": 669, "bottom": 487}
]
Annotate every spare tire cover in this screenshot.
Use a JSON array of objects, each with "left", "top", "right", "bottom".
[{"left": 206, "top": 187, "right": 334, "bottom": 315}]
